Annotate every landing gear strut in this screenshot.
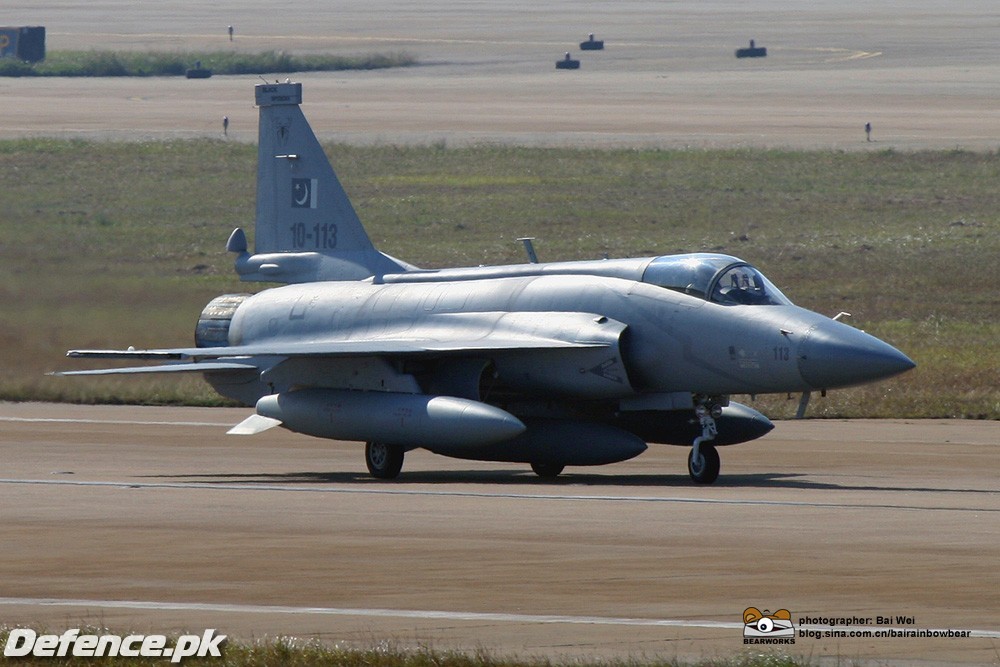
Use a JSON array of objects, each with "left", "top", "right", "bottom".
[
  {"left": 688, "top": 398, "right": 724, "bottom": 484},
  {"left": 365, "top": 441, "right": 404, "bottom": 479}
]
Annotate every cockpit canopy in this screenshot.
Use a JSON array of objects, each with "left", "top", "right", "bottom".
[{"left": 641, "top": 253, "right": 792, "bottom": 306}]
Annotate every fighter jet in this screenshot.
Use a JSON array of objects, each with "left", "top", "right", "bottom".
[{"left": 61, "top": 82, "right": 915, "bottom": 484}]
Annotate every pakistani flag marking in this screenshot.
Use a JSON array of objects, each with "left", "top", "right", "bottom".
[{"left": 292, "top": 178, "right": 318, "bottom": 209}]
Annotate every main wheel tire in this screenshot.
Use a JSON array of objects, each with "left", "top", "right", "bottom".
[
  {"left": 365, "top": 441, "right": 404, "bottom": 479},
  {"left": 530, "top": 462, "right": 565, "bottom": 479},
  {"left": 688, "top": 444, "right": 720, "bottom": 484}
]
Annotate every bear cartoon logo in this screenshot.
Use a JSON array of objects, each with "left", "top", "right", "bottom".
[{"left": 743, "top": 607, "right": 794, "bottom": 637}]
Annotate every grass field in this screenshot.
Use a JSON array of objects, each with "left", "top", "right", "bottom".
[
  {"left": 0, "top": 50, "right": 416, "bottom": 77},
  {"left": 1, "top": 139, "right": 996, "bottom": 419}
]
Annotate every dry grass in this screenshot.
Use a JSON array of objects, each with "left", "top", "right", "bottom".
[{"left": 0, "top": 50, "right": 416, "bottom": 77}]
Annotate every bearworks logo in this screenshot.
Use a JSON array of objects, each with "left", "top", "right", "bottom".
[{"left": 743, "top": 607, "right": 795, "bottom": 644}]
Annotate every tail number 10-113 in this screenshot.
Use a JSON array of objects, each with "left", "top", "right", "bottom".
[{"left": 289, "top": 223, "right": 338, "bottom": 249}]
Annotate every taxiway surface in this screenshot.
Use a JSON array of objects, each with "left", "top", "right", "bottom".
[
  {"left": 3, "top": 1, "right": 1000, "bottom": 149},
  {"left": 1, "top": 403, "right": 997, "bottom": 665}
]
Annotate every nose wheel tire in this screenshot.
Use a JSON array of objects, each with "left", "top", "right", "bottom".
[
  {"left": 365, "top": 441, "right": 404, "bottom": 479},
  {"left": 688, "top": 444, "right": 720, "bottom": 484},
  {"left": 530, "top": 462, "right": 565, "bottom": 479}
]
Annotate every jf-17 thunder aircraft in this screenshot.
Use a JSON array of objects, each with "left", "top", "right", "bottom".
[{"left": 61, "top": 81, "right": 915, "bottom": 484}]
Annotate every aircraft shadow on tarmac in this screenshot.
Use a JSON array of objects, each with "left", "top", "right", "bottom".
[{"left": 139, "top": 470, "right": 997, "bottom": 497}]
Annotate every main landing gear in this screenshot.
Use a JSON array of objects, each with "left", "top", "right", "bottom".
[
  {"left": 365, "top": 441, "right": 404, "bottom": 479},
  {"left": 530, "top": 462, "right": 565, "bottom": 479},
  {"left": 688, "top": 398, "right": 724, "bottom": 484}
]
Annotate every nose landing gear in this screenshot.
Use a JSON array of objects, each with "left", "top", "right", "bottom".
[{"left": 688, "top": 398, "right": 725, "bottom": 484}]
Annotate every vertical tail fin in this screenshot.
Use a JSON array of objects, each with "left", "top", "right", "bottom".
[{"left": 231, "top": 82, "right": 413, "bottom": 283}]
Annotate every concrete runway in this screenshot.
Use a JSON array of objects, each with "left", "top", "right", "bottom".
[
  {"left": 3, "top": 1, "right": 1000, "bottom": 149},
  {"left": 1, "top": 403, "right": 997, "bottom": 665}
]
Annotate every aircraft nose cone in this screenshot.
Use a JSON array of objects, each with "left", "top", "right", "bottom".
[{"left": 798, "top": 321, "right": 915, "bottom": 390}]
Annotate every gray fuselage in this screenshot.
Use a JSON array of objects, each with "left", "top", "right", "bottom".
[{"left": 220, "top": 266, "right": 900, "bottom": 403}]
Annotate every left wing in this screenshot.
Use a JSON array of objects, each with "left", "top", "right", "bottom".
[
  {"left": 53, "top": 361, "right": 260, "bottom": 377},
  {"left": 59, "top": 311, "right": 628, "bottom": 375}
]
